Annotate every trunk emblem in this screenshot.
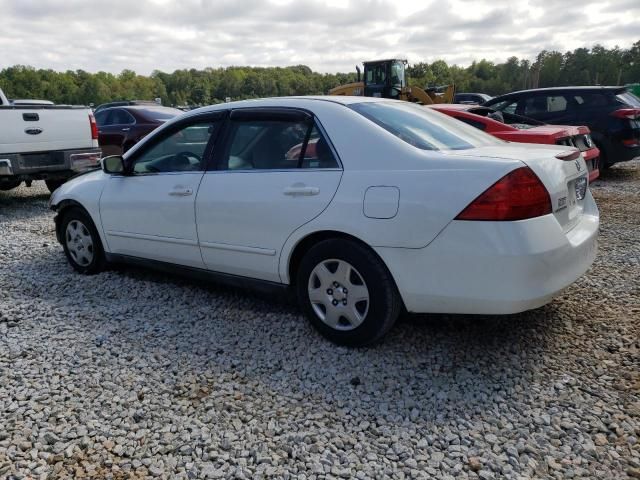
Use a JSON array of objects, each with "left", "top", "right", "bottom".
[{"left": 25, "top": 127, "right": 43, "bottom": 135}]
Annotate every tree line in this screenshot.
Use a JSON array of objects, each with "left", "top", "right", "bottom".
[{"left": 1, "top": 41, "right": 638, "bottom": 107}]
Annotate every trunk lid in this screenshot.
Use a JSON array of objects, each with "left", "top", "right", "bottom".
[{"left": 443, "top": 144, "right": 590, "bottom": 232}]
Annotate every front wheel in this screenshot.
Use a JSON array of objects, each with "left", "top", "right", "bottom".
[
  {"left": 60, "top": 208, "right": 106, "bottom": 274},
  {"left": 296, "top": 239, "right": 402, "bottom": 347}
]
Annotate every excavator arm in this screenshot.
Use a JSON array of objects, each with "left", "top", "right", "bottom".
[{"left": 403, "top": 84, "right": 456, "bottom": 105}]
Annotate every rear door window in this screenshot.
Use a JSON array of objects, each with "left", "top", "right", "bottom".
[
  {"left": 546, "top": 96, "right": 567, "bottom": 112},
  {"left": 111, "top": 109, "right": 135, "bottom": 125},
  {"left": 221, "top": 113, "right": 338, "bottom": 170}
]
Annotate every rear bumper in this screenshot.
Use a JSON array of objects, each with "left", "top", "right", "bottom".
[
  {"left": 0, "top": 147, "right": 102, "bottom": 178},
  {"left": 376, "top": 191, "right": 599, "bottom": 314}
]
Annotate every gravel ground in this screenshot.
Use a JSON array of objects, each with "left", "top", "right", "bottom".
[{"left": 1, "top": 162, "right": 639, "bottom": 480}]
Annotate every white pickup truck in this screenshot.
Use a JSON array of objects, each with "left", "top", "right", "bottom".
[{"left": 0, "top": 87, "right": 102, "bottom": 193}]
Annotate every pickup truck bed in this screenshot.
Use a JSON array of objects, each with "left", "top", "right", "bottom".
[{"left": 0, "top": 88, "right": 102, "bottom": 192}]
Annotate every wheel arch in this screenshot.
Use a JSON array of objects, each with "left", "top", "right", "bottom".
[
  {"left": 286, "top": 230, "right": 401, "bottom": 298},
  {"left": 53, "top": 200, "right": 99, "bottom": 246}
]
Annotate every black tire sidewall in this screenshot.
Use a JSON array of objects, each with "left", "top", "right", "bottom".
[
  {"left": 296, "top": 239, "right": 400, "bottom": 347},
  {"left": 60, "top": 208, "right": 105, "bottom": 274},
  {"left": 45, "top": 179, "right": 66, "bottom": 193}
]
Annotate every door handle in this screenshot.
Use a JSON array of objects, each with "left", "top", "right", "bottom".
[
  {"left": 283, "top": 186, "right": 320, "bottom": 196},
  {"left": 169, "top": 188, "right": 193, "bottom": 196},
  {"left": 121, "top": 127, "right": 130, "bottom": 132}
]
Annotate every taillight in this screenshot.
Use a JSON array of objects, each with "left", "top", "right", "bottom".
[
  {"left": 611, "top": 108, "right": 640, "bottom": 120},
  {"left": 89, "top": 113, "right": 98, "bottom": 140},
  {"left": 455, "top": 167, "right": 552, "bottom": 221},
  {"left": 622, "top": 139, "right": 640, "bottom": 147}
]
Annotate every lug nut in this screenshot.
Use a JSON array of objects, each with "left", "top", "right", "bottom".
[
  {"left": 327, "top": 289, "right": 333, "bottom": 295},
  {"left": 333, "top": 282, "right": 339, "bottom": 287},
  {"left": 342, "top": 299, "right": 348, "bottom": 305},
  {"left": 332, "top": 300, "right": 339, "bottom": 306},
  {"left": 343, "top": 288, "right": 348, "bottom": 294}
]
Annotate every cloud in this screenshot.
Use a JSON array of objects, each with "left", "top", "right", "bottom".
[{"left": 0, "top": 0, "right": 637, "bottom": 75}]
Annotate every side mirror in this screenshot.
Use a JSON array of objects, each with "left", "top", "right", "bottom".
[{"left": 101, "top": 155, "right": 125, "bottom": 174}]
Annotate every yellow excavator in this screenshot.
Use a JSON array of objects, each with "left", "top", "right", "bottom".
[{"left": 329, "top": 59, "right": 455, "bottom": 105}]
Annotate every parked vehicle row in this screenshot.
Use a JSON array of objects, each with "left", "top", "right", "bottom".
[
  {"left": 483, "top": 86, "right": 640, "bottom": 168},
  {"left": 0, "top": 87, "right": 102, "bottom": 193},
  {"left": 430, "top": 104, "right": 600, "bottom": 181},
  {"left": 50, "top": 97, "right": 599, "bottom": 346}
]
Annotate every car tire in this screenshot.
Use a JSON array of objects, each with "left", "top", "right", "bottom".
[
  {"left": 45, "top": 179, "right": 66, "bottom": 193},
  {"left": 60, "top": 207, "right": 106, "bottom": 274},
  {"left": 0, "top": 179, "right": 21, "bottom": 191},
  {"left": 296, "top": 238, "right": 402, "bottom": 347}
]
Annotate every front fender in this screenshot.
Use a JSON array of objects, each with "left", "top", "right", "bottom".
[{"left": 49, "top": 170, "right": 110, "bottom": 251}]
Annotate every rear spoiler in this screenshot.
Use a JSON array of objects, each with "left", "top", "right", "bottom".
[{"left": 555, "top": 149, "right": 581, "bottom": 161}]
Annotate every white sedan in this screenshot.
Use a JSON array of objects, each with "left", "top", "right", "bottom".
[{"left": 50, "top": 96, "right": 599, "bottom": 346}]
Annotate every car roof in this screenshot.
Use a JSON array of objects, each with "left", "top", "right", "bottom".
[
  {"left": 97, "top": 105, "right": 181, "bottom": 113},
  {"left": 185, "top": 95, "right": 390, "bottom": 115},
  {"left": 493, "top": 86, "right": 626, "bottom": 98}
]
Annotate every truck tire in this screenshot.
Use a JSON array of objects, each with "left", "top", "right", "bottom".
[
  {"left": 0, "top": 179, "right": 21, "bottom": 191},
  {"left": 45, "top": 179, "right": 66, "bottom": 193},
  {"left": 296, "top": 238, "right": 402, "bottom": 347}
]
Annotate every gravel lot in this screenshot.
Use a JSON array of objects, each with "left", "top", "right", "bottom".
[{"left": 1, "top": 162, "right": 639, "bottom": 480}]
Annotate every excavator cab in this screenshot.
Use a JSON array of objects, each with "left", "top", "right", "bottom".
[
  {"left": 361, "top": 59, "right": 407, "bottom": 99},
  {"left": 329, "top": 58, "right": 454, "bottom": 105}
]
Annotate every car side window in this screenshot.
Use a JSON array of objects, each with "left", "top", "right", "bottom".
[
  {"left": 131, "top": 121, "right": 218, "bottom": 174},
  {"left": 95, "top": 111, "right": 108, "bottom": 126},
  {"left": 492, "top": 99, "right": 517, "bottom": 114},
  {"left": 111, "top": 109, "right": 135, "bottom": 125},
  {"left": 547, "top": 96, "right": 567, "bottom": 112},
  {"left": 221, "top": 118, "right": 338, "bottom": 170}
]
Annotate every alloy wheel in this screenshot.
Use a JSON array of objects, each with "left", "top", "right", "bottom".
[
  {"left": 307, "top": 259, "right": 370, "bottom": 331},
  {"left": 65, "top": 220, "right": 94, "bottom": 267}
]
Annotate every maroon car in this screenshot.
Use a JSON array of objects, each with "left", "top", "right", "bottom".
[{"left": 95, "top": 106, "right": 183, "bottom": 156}]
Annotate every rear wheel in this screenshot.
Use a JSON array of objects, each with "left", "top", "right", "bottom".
[
  {"left": 45, "top": 179, "right": 66, "bottom": 193},
  {"left": 296, "top": 239, "right": 401, "bottom": 346},
  {"left": 60, "top": 208, "right": 105, "bottom": 274}
]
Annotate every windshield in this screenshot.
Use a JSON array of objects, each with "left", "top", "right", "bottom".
[
  {"left": 390, "top": 62, "right": 405, "bottom": 86},
  {"left": 617, "top": 91, "right": 640, "bottom": 107},
  {"left": 350, "top": 101, "right": 503, "bottom": 151}
]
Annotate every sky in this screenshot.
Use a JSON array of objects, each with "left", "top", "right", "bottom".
[{"left": 0, "top": 0, "right": 638, "bottom": 75}]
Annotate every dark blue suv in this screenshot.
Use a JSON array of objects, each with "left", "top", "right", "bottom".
[{"left": 484, "top": 87, "right": 640, "bottom": 168}]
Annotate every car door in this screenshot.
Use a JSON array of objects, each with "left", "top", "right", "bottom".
[
  {"left": 521, "top": 94, "right": 575, "bottom": 124},
  {"left": 100, "top": 114, "right": 223, "bottom": 268},
  {"left": 97, "top": 109, "right": 135, "bottom": 156},
  {"left": 195, "top": 108, "right": 343, "bottom": 282}
]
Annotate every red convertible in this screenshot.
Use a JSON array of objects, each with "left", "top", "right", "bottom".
[{"left": 429, "top": 104, "right": 600, "bottom": 181}]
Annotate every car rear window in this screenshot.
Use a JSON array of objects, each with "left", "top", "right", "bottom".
[
  {"left": 350, "top": 101, "right": 502, "bottom": 151},
  {"left": 617, "top": 92, "right": 640, "bottom": 107}
]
